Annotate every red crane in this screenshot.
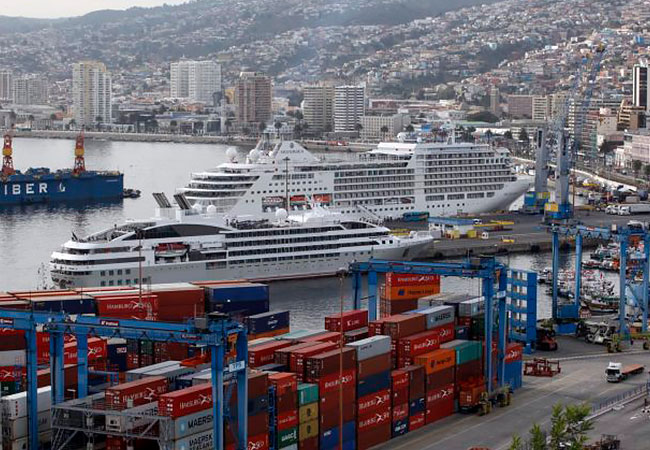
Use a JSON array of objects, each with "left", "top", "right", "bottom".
[
  {"left": 73, "top": 131, "right": 86, "bottom": 175},
  {"left": 1, "top": 132, "right": 15, "bottom": 177}
]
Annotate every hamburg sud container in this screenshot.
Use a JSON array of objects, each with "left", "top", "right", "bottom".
[
  {"left": 94, "top": 294, "right": 159, "bottom": 320},
  {"left": 148, "top": 282, "right": 205, "bottom": 322},
  {"left": 290, "top": 342, "right": 338, "bottom": 381},
  {"left": 105, "top": 376, "right": 168, "bottom": 410},
  {"left": 390, "top": 369, "right": 410, "bottom": 438},
  {"left": 504, "top": 343, "right": 523, "bottom": 390},
  {"left": 248, "top": 340, "right": 293, "bottom": 368},
  {"left": 400, "top": 365, "right": 425, "bottom": 431},
  {"left": 384, "top": 273, "right": 441, "bottom": 301},
  {"left": 158, "top": 384, "right": 212, "bottom": 419},
  {"left": 397, "top": 329, "right": 440, "bottom": 368},
  {"left": 441, "top": 340, "right": 482, "bottom": 392}
]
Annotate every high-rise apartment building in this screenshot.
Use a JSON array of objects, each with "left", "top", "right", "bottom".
[
  {"left": 72, "top": 61, "right": 112, "bottom": 127},
  {"left": 0, "top": 70, "right": 12, "bottom": 103},
  {"left": 235, "top": 72, "right": 272, "bottom": 127},
  {"left": 334, "top": 85, "right": 365, "bottom": 132},
  {"left": 633, "top": 63, "right": 650, "bottom": 111},
  {"left": 12, "top": 75, "right": 49, "bottom": 105},
  {"left": 170, "top": 60, "right": 221, "bottom": 105},
  {"left": 302, "top": 85, "right": 335, "bottom": 132},
  {"left": 531, "top": 95, "right": 551, "bottom": 121},
  {"left": 507, "top": 95, "right": 534, "bottom": 118},
  {"left": 489, "top": 86, "right": 500, "bottom": 115}
]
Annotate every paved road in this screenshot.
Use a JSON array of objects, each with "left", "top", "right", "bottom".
[
  {"left": 590, "top": 397, "right": 650, "bottom": 449},
  {"left": 375, "top": 346, "right": 650, "bottom": 450}
]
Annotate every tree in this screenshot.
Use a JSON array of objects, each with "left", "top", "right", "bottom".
[
  {"left": 508, "top": 434, "right": 523, "bottom": 450},
  {"left": 405, "top": 124, "right": 414, "bottom": 133},
  {"left": 633, "top": 159, "right": 642, "bottom": 178},
  {"left": 170, "top": 120, "right": 178, "bottom": 134},
  {"left": 529, "top": 423, "right": 546, "bottom": 450},
  {"left": 242, "top": 126, "right": 251, "bottom": 136},
  {"left": 258, "top": 121, "right": 266, "bottom": 134},
  {"left": 512, "top": 403, "right": 592, "bottom": 450},
  {"left": 504, "top": 130, "right": 513, "bottom": 140},
  {"left": 380, "top": 125, "right": 389, "bottom": 140},
  {"left": 294, "top": 110, "right": 303, "bottom": 122},
  {"left": 224, "top": 118, "right": 233, "bottom": 135},
  {"left": 518, "top": 128, "right": 529, "bottom": 143},
  {"left": 274, "top": 121, "right": 283, "bottom": 137},
  {"left": 644, "top": 164, "right": 650, "bottom": 183},
  {"left": 467, "top": 111, "right": 500, "bottom": 123},
  {"left": 485, "top": 129, "right": 493, "bottom": 142},
  {"left": 95, "top": 116, "right": 103, "bottom": 132}
]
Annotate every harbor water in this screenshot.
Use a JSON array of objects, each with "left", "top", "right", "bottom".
[{"left": 0, "top": 137, "right": 579, "bottom": 327}]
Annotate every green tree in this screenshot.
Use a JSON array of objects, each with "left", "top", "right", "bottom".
[
  {"left": 380, "top": 125, "right": 389, "bottom": 140},
  {"left": 633, "top": 159, "right": 642, "bottom": 178},
  {"left": 170, "top": 120, "right": 178, "bottom": 134},
  {"left": 644, "top": 164, "right": 650, "bottom": 183},
  {"left": 294, "top": 110, "right": 303, "bottom": 122},
  {"left": 518, "top": 128, "right": 529, "bottom": 143},
  {"left": 258, "top": 121, "right": 266, "bottom": 134},
  {"left": 355, "top": 123, "right": 363, "bottom": 133},
  {"left": 529, "top": 423, "right": 546, "bottom": 450},
  {"left": 274, "top": 120, "right": 282, "bottom": 137},
  {"left": 405, "top": 124, "right": 414, "bottom": 133},
  {"left": 504, "top": 130, "right": 513, "bottom": 140},
  {"left": 508, "top": 434, "right": 523, "bottom": 450}
]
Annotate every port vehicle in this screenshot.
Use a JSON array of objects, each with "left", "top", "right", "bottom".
[
  {"left": 605, "top": 362, "right": 644, "bottom": 382},
  {"left": 402, "top": 211, "right": 429, "bottom": 222},
  {"left": 605, "top": 205, "right": 619, "bottom": 215},
  {"left": 536, "top": 327, "right": 558, "bottom": 351},
  {"left": 50, "top": 194, "right": 433, "bottom": 288},
  {"left": 1, "top": 133, "right": 123, "bottom": 206},
  {"left": 179, "top": 136, "right": 531, "bottom": 221}
]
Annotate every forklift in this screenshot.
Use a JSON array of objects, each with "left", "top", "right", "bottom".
[{"left": 536, "top": 327, "right": 558, "bottom": 351}]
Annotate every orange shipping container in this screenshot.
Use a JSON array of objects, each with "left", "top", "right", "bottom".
[
  {"left": 415, "top": 348, "right": 455, "bottom": 375},
  {"left": 382, "top": 284, "right": 440, "bottom": 302}
]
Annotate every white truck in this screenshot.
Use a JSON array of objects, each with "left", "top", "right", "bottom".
[
  {"left": 619, "top": 203, "right": 650, "bottom": 215},
  {"left": 605, "top": 362, "right": 644, "bottom": 383}
]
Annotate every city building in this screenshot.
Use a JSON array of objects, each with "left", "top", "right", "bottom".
[
  {"left": 633, "top": 63, "right": 649, "bottom": 111},
  {"left": 531, "top": 96, "right": 551, "bottom": 122},
  {"left": 302, "top": 85, "right": 335, "bottom": 133},
  {"left": 507, "top": 95, "right": 533, "bottom": 118},
  {"left": 489, "top": 86, "right": 500, "bottom": 115},
  {"left": 234, "top": 72, "right": 272, "bottom": 128},
  {"left": 72, "top": 61, "right": 112, "bottom": 127},
  {"left": 0, "top": 70, "right": 12, "bottom": 103},
  {"left": 619, "top": 130, "right": 650, "bottom": 167},
  {"left": 12, "top": 75, "right": 49, "bottom": 105},
  {"left": 334, "top": 85, "right": 365, "bottom": 132},
  {"left": 170, "top": 60, "right": 221, "bottom": 105},
  {"left": 618, "top": 99, "right": 646, "bottom": 130},
  {"left": 359, "top": 113, "right": 410, "bottom": 140}
]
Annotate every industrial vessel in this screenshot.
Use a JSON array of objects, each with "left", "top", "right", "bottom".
[
  {"left": 179, "top": 135, "right": 531, "bottom": 220},
  {"left": 50, "top": 193, "right": 433, "bottom": 288},
  {"left": 0, "top": 133, "right": 123, "bottom": 206}
]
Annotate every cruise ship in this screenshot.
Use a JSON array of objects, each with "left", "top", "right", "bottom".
[
  {"left": 178, "top": 136, "right": 531, "bottom": 220},
  {"left": 49, "top": 194, "right": 433, "bottom": 288}
]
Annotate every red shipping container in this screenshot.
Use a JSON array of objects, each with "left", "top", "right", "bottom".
[
  {"left": 426, "top": 383, "right": 455, "bottom": 424},
  {"left": 276, "top": 409, "right": 298, "bottom": 431},
  {"left": 248, "top": 340, "right": 293, "bottom": 367},
  {"left": 457, "top": 317, "right": 472, "bottom": 327},
  {"left": 358, "top": 389, "right": 391, "bottom": 416},
  {"left": 382, "top": 314, "right": 426, "bottom": 340},
  {"left": 0, "top": 329, "right": 25, "bottom": 351},
  {"left": 401, "top": 365, "right": 425, "bottom": 400},
  {"left": 426, "top": 367, "right": 455, "bottom": 391},
  {"left": 38, "top": 337, "right": 107, "bottom": 365},
  {"left": 319, "top": 401, "right": 356, "bottom": 430},
  {"left": 106, "top": 435, "right": 126, "bottom": 450},
  {"left": 274, "top": 342, "right": 317, "bottom": 366},
  {"left": 106, "top": 376, "right": 168, "bottom": 410},
  {"left": 392, "top": 403, "right": 408, "bottom": 422},
  {"left": 505, "top": 343, "right": 524, "bottom": 363},
  {"left": 357, "top": 423, "right": 391, "bottom": 450},
  {"left": 37, "top": 364, "right": 78, "bottom": 388},
  {"left": 290, "top": 342, "right": 337, "bottom": 376},
  {"left": 324, "top": 310, "right": 368, "bottom": 332},
  {"left": 344, "top": 327, "right": 369, "bottom": 343},
  {"left": 268, "top": 372, "right": 297, "bottom": 396},
  {"left": 434, "top": 322, "right": 456, "bottom": 344},
  {"left": 299, "top": 436, "right": 318, "bottom": 450},
  {"left": 385, "top": 273, "right": 441, "bottom": 289},
  {"left": 368, "top": 319, "right": 386, "bottom": 336},
  {"left": 0, "top": 366, "right": 25, "bottom": 382},
  {"left": 305, "top": 347, "right": 356, "bottom": 380},
  {"left": 391, "top": 369, "right": 409, "bottom": 392},
  {"left": 357, "top": 404, "right": 390, "bottom": 431},
  {"left": 95, "top": 294, "right": 158, "bottom": 313},
  {"left": 398, "top": 329, "right": 440, "bottom": 358},
  {"left": 320, "top": 386, "right": 355, "bottom": 413},
  {"left": 392, "top": 386, "right": 408, "bottom": 406},
  {"left": 409, "top": 412, "right": 425, "bottom": 431},
  {"left": 357, "top": 352, "right": 391, "bottom": 379},
  {"left": 158, "top": 384, "right": 212, "bottom": 418},
  {"left": 276, "top": 391, "right": 298, "bottom": 413},
  {"left": 317, "top": 369, "right": 356, "bottom": 394},
  {"left": 226, "top": 433, "right": 269, "bottom": 450},
  {"left": 300, "top": 331, "right": 342, "bottom": 344}
]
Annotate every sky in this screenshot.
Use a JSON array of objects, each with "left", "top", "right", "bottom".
[{"left": 3, "top": 1, "right": 190, "bottom": 19}]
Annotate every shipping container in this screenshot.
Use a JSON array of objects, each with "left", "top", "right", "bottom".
[
  {"left": 426, "top": 382, "right": 455, "bottom": 424},
  {"left": 126, "top": 361, "right": 180, "bottom": 382},
  {"left": 415, "top": 348, "right": 456, "bottom": 375},
  {"left": 324, "top": 310, "right": 368, "bottom": 332},
  {"left": 158, "top": 384, "right": 212, "bottom": 419},
  {"left": 290, "top": 342, "right": 338, "bottom": 378},
  {"left": 385, "top": 273, "right": 441, "bottom": 289},
  {"left": 276, "top": 409, "right": 298, "bottom": 431},
  {"left": 357, "top": 389, "right": 390, "bottom": 416},
  {"left": 105, "top": 376, "right": 168, "bottom": 410},
  {"left": 1, "top": 410, "right": 50, "bottom": 440},
  {"left": 407, "top": 305, "right": 454, "bottom": 329},
  {"left": 357, "top": 370, "right": 390, "bottom": 398},
  {"left": 368, "top": 319, "right": 386, "bottom": 336},
  {"left": 1, "top": 386, "right": 51, "bottom": 420},
  {"left": 398, "top": 329, "right": 441, "bottom": 359},
  {"left": 458, "top": 298, "right": 484, "bottom": 317},
  {"left": 298, "top": 383, "right": 319, "bottom": 406},
  {"left": 320, "top": 421, "right": 355, "bottom": 450},
  {"left": 409, "top": 411, "right": 425, "bottom": 431},
  {"left": 277, "top": 426, "right": 298, "bottom": 449},
  {"left": 299, "top": 402, "right": 318, "bottom": 424},
  {"left": 441, "top": 339, "right": 482, "bottom": 365},
  {"left": 392, "top": 418, "right": 408, "bottom": 437},
  {"left": 248, "top": 340, "right": 293, "bottom": 368},
  {"left": 316, "top": 369, "right": 356, "bottom": 394},
  {"left": 400, "top": 365, "right": 425, "bottom": 400},
  {"left": 357, "top": 352, "right": 391, "bottom": 379},
  {"left": 29, "top": 294, "right": 96, "bottom": 314},
  {"left": 268, "top": 372, "right": 298, "bottom": 396},
  {"left": 299, "top": 419, "right": 319, "bottom": 440},
  {"left": 246, "top": 310, "right": 290, "bottom": 334},
  {"left": 300, "top": 331, "right": 342, "bottom": 344},
  {"left": 0, "top": 329, "right": 25, "bottom": 351},
  {"left": 343, "top": 327, "right": 369, "bottom": 343},
  {"left": 382, "top": 314, "right": 426, "bottom": 339},
  {"left": 346, "top": 335, "right": 391, "bottom": 361},
  {"left": 304, "top": 347, "right": 356, "bottom": 380},
  {"left": 202, "top": 282, "right": 268, "bottom": 302}
]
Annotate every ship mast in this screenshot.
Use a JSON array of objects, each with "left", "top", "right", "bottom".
[
  {"left": 1, "top": 131, "right": 15, "bottom": 177},
  {"left": 73, "top": 131, "right": 86, "bottom": 174}
]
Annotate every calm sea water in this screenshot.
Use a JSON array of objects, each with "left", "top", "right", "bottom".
[{"left": 0, "top": 137, "right": 574, "bottom": 327}]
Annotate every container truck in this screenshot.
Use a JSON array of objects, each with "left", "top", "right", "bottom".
[
  {"left": 605, "top": 362, "right": 644, "bottom": 382},
  {"left": 619, "top": 203, "right": 650, "bottom": 215}
]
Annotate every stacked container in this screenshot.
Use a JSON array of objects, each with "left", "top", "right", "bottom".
[
  {"left": 416, "top": 348, "right": 456, "bottom": 424},
  {"left": 390, "top": 369, "right": 409, "bottom": 437},
  {"left": 441, "top": 339, "right": 483, "bottom": 411},
  {"left": 1, "top": 387, "right": 52, "bottom": 449},
  {"left": 381, "top": 314, "right": 426, "bottom": 369},
  {"left": 297, "top": 383, "right": 319, "bottom": 450},
  {"left": 200, "top": 282, "right": 269, "bottom": 316},
  {"left": 246, "top": 311, "right": 290, "bottom": 340},
  {"left": 0, "top": 329, "right": 26, "bottom": 396},
  {"left": 290, "top": 342, "right": 338, "bottom": 382},
  {"left": 402, "top": 365, "right": 426, "bottom": 432},
  {"left": 269, "top": 373, "right": 299, "bottom": 450},
  {"left": 352, "top": 336, "right": 392, "bottom": 450},
  {"left": 380, "top": 273, "right": 441, "bottom": 316},
  {"left": 225, "top": 371, "right": 270, "bottom": 450},
  {"left": 248, "top": 340, "right": 293, "bottom": 368},
  {"left": 105, "top": 376, "right": 168, "bottom": 410}
]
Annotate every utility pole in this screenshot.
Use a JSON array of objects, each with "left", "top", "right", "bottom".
[{"left": 284, "top": 156, "right": 290, "bottom": 211}]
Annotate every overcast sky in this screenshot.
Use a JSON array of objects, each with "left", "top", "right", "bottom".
[{"left": 4, "top": 1, "right": 190, "bottom": 19}]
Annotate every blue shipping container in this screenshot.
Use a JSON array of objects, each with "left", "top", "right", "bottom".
[
  {"left": 392, "top": 418, "right": 408, "bottom": 437},
  {"left": 320, "top": 421, "right": 355, "bottom": 450},
  {"left": 357, "top": 370, "right": 391, "bottom": 398},
  {"left": 209, "top": 299, "right": 269, "bottom": 316},
  {"left": 31, "top": 296, "right": 96, "bottom": 314},
  {"left": 455, "top": 326, "right": 470, "bottom": 340},
  {"left": 246, "top": 310, "right": 290, "bottom": 334},
  {"left": 409, "top": 397, "right": 425, "bottom": 416},
  {"left": 504, "top": 360, "right": 523, "bottom": 390},
  {"left": 204, "top": 284, "right": 269, "bottom": 303},
  {"left": 106, "top": 340, "right": 127, "bottom": 372}
]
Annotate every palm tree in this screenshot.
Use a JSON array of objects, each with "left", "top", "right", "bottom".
[
  {"left": 354, "top": 123, "right": 363, "bottom": 138},
  {"left": 224, "top": 118, "right": 233, "bottom": 135},
  {"left": 274, "top": 121, "right": 283, "bottom": 137},
  {"left": 95, "top": 116, "right": 103, "bottom": 132},
  {"left": 170, "top": 120, "right": 178, "bottom": 134},
  {"left": 258, "top": 121, "right": 266, "bottom": 135},
  {"left": 68, "top": 119, "right": 76, "bottom": 131},
  {"left": 380, "top": 125, "right": 389, "bottom": 141}
]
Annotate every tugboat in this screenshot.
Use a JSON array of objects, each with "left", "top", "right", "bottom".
[{"left": 0, "top": 131, "right": 123, "bottom": 205}]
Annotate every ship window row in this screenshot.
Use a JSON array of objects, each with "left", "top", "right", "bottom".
[
  {"left": 229, "top": 240, "right": 381, "bottom": 257},
  {"left": 417, "top": 152, "right": 495, "bottom": 159},
  {"left": 51, "top": 256, "right": 145, "bottom": 266},
  {"left": 334, "top": 176, "right": 415, "bottom": 185},
  {"left": 228, "top": 226, "right": 343, "bottom": 238},
  {"left": 334, "top": 182, "right": 413, "bottom": 191},
  {"left": 188, "top": 183, "right": 253, "bottom": 190},
  {"left": 230, "top": 253, "right": 343, "bottom": 265},
  {"left": 123, "top": 224, "right": 227, "bottom": 240},
  {"left": 424, "top": 184, "right": 504, "bottom": 194},
  {"left": 335, "top": 169, "right": 412, "bottom": 178},
  {"left": 425, "top": 177, "right": 512, "bottom": 185},
  {"left": 227, "top": 231, "right": 388, "bottom": 248},
  {"left": 194, "top": 175, "right": 258, "bottom": 182},
  {"left": 183, "top": 191, "right": 245, "bottom": 198},
  {"left": 61, "top": 246, "right": 132, "bottom": 255},
  {"left": 272, "top": 173, "right": 315, "bottom": 180},
  {"left": 335, "top": 190, "right": 414, "bottom": 198},
  {"left": 422, "top": 160, "right": 505, "bottom": 167},
  {"left": 468, "top": 193, "right": 486, "bottom": 199},
  {"left": 448, "top": 194, "right": 465, "bottom": 200}
]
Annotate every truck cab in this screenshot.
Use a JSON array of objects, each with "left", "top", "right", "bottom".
[{"left": 606, "top": 362, "right": 624, "bottom": 382}]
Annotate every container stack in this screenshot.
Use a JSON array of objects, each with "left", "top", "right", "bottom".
[
  {"left": 379, "top": 273, "right": 440, "bottom": 317},
  {"left": 290, "top": 342, "right": 338, "bottom": 382},
  {"left": 200, "top": 282, "right": 269, "bottom": 316},
  {"left": 297, "top": 383, "right": 319, "bottom": 450},
  {"left": 0, "top": 329, "right": 26, "bottom": 396},
  {"left": 402, "top": 365, "right": 426, "bottom": 432},
  {"left": 225, "top": 371, "right": 270, "bottom": 450},
  {"left": 246, "top": 310, "right": 291, "bottom": 340},
  {"left": 248, "top": 340, "right": 294, "bottom": 368},
  {"left": 351, "top": 336, "right": 392, "bottom": 450},
  {"left": 416, "top": 348, "right": 456, "bottom": 424},
  {"left": 381, "top": 314, "right": 426, "bottom": 369},
  {"left": 441, "top": 340, "right": 483, "bottom": 412},
  {"left": 269, "top": 373, "right": 299, "bottom": 450},
  {"left": 1, "top": 386, "right": 52, "bottom": 450},
  {"left": 390, "top": 369, "right": 409, "bottom": 437},
  {"left": 157, "top": 383, "right": 214, "bottom": 449},
  {"left": 105, "top": 376, "right": 168, "bottom": 410},
  {"left": 504, "top": 343, "right": 523, "bottom": 390},
  {"left": 94, "top": 293, "right": 159, "bottom": 320}
]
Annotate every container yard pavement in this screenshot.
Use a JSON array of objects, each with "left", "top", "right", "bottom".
[{"left": 377, "top": 344, "right": 650, "bottom": 450}]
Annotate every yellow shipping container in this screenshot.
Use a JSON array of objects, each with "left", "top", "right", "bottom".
[
  {"left": 299, "top": 419, "right": 319, "bottom": 440},
  {"left": 467, "top": 229, "right": 477, "bottom": 239},
  {"left": 299, "top": 402, "right": 318, "bottom": 423}
]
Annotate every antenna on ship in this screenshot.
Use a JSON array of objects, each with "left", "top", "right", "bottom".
[
  {"left": 73, "top": 129, "right": 86, "bottom": 175},
  {"left": 1, "top": 129, "right": 15, "bottom": 177}
]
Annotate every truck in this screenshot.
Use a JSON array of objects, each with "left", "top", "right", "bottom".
[
  {"left": 605, "top": 362, "right": 644, "bottom": 382},
  {"left": 618, "top": 203, "right": 650, "bottom": 215}
]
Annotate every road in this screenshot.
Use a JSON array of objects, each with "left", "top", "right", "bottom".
[{"left": 375, "top": 345, "right": 650, "bottom": 450}]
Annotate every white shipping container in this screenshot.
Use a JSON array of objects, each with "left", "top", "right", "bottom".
[
  {"left": 173, "top": 428, "right": 213, "bottom": 450},
  {"left": 459, "top": 298, "right": 484, "bottom": 317},
  {"left": 171, "top": 408, "right": 214, "bottom": 440},
  {"left": 1, "top": 410, "right": 51, "bottom": 440},
  {"left": 1, "top": 387, "right": 52, "bottom": 420},
  {"left": 0, "top": 350, "right": 26, "bottom": 367},
  {"left": 346, "top": 335, "right": 391, "bottom": 361},
  {"left": 408, "top": 305, "right": 454, "bottom": 329},
  {"left": 125, "top": 361, "right": 180, "bottom": 382},
  {"left": 3, "top": 430, "right": 51, "bottom": 450}
]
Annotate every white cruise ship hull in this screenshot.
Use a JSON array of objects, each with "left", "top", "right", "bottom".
[{"left": 52, "top": 240, "right": 431, "bottom": 288}]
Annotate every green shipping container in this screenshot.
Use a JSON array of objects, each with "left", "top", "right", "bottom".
[
  {"left": 277, "top": 427, "right": 298, "bottom": 448},
  {"left": 441, "top": 339, "right": 482, "bottom": 365},
  {"left": 298, "top": 383, "right": 318, "bottom": 406}
]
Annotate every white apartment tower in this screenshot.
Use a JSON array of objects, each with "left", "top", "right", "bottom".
[
  {"left": 12, "top": 75, "right": 49, "bottom": 105},
  {"left": 302, "top": 85, "right": 335, "bottom": 132},
  {"left": 0, "top": 70, "right": 12, "bottom": 103},
  {"left": 334, "top": 85, "right": 365, "bottom": 132},
  {"left": 170, "top": 60, "right": 221, "bottom": 105},
  {"left": 72, "top": 61, "right": 112, "bottom": 127}
]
